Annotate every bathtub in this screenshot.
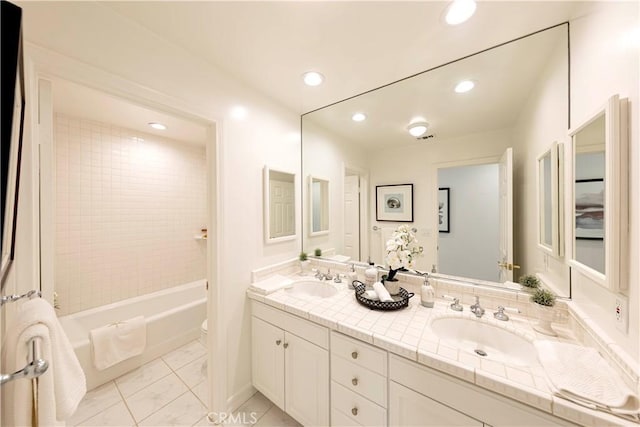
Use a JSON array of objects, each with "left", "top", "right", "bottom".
[{"left": 58, "top": 279, "right": 207, "bottom": 390}]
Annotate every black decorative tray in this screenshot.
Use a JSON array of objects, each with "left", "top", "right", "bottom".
[{"left": 352, "top": 281, "right": 415, "bottom": 311}]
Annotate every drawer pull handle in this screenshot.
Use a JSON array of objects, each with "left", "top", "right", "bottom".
[
  {"left": 351, "top": 351, "right": 358, "bottom": 359},
  {"left": 351, "top": 407, "right": 358, "bottom": 416},
  {"left": 352, "top": 377, "right": 358, "bottom": 386},
  {"left": 283, "top": 342, "right": 289, "bottom": 349},
  {"left": 275, "top": 339, "right": 281, "bottom": 346}
]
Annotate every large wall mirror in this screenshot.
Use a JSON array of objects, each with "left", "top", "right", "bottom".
[
  {"left": 568, "top": 95, "right": 629, "bottom": 293},
  {"left": 264, "top": 166, "right": 296, "bottom": 243},
  {"left": 301, "top": 23, "right": 570, "bottom": 295}
]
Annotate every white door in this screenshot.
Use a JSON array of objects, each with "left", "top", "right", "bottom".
[
  {"left": 269, "top": 180, "right": 295, "bottom": 238},
  {"left": 251, "top": 317, "right": 285, "bottom": 409},
  {"left": 344, "top": 175, "right": 360, "bottom": 260},
  {"left": 389, "top": 382, "right": 483, "bottom": 426},
  {"left": 498, "top": 148, "right": 514, "bottom": 282},
  {"left": 284, "top": 332, "right": 329, "bottom": 427}
]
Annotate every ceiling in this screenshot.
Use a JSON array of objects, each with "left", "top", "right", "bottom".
[{"left": 103, "top": 1, "right": 581, "bottom": 114}]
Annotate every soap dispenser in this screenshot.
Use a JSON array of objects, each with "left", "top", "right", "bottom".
[
  {"left": 365, "top": 259, "right": 378, "bottom": 290},
  {"left": 346, "top": 264, "right": 357, "bottom": 289},
  {"left": 421, "top": 273, "right": 435, "bottom": 308}
]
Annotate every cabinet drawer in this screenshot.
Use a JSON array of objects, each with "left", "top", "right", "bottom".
[
  {"left": 331, "top": 331, "right": 387, "bottom": 375},
  {"left": 331, "top": 354, "right": 387, "bottom": 407},
  {"left": 331, "top": 381, "right": 386, "bottom": 427},
  {"left": 331, "top": 408, "right": 361, "bottom": 427}
]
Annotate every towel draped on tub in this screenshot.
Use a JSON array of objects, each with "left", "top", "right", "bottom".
[{"left": 90, "top": 315, "right": 146, "bottom": 371}]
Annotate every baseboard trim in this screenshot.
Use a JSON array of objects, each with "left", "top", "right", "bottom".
[{"left": 227, "top": 383, "right": 257, "bottom": 412}]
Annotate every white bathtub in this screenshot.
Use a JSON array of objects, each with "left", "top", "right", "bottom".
[{"left": 58, "top": 280, "right": 207, "bottom": 390}]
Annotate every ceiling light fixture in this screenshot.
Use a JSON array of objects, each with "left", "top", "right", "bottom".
[
  {"left": 445, "top": 0, "right": 477, "bottom": 25},
  {"left": 352, "top": 112, "right": 366, "bottom": 122},
  {"left": 407, "top": 121, "right": 429, "bottom": 137},
  {"left": 303, "top": 71, "right": 324, "bottom": 87},
  {"left": 454, "top": 80, "right": 475, "bottom": 93},
  {"left": 148, "top": 122, "right": 167, "bottom": 130},
  {"left": 230, "top": 106, "right": 248, "bottom": 120}
]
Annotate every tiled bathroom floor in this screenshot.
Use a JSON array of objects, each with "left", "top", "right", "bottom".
[{"left": 68, "top": 340, "right": 301, "bottom": 427}]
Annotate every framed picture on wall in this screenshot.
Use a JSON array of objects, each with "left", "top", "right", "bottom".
[
  {"left": 376, "top": 184, "right": 413, "bottom": 222},
  {"left": 438, "top": 187, "right": 450, "bottom": 233},
  {"left": 575, "top": 178, "right": 604, "bottom": 240}
]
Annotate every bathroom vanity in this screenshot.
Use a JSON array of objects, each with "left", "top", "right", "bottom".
[{"left": 248, "top": 273, "right": 636, "bottom": 427}]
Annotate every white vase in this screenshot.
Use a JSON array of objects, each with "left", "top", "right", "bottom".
[
  {"left": 533, "top": 303, "right": 557, "bottom": 336},
  {"left": 384, "top": 279, "right": 400, "bottom": 295},
  {"left": 300, "top": 260, "right": 311, "bottom": 275}
]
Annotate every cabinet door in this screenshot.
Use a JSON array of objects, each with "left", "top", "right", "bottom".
[
  {"left": 251, "top": 317, "right": 285, "bottom": 409},
  {"left": 389, "top": 382, "right": 482, "bottom": 427},
  {"left": 285, "top": 331, "right": 329, "bottom": 427}
]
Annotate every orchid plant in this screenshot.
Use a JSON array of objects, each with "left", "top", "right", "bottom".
[{"left": 384, "top": 225, "right": 424, "bottom": 281}]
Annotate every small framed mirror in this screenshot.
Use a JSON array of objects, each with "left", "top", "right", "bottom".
[
  {"left": 568, "top": 95, "right": 628, "bottom": 292},
  {"left": 309, "top": 175, "right": 329, "bottom": 236},
  {"left": 536, "top": 142, "right": 564, "bottom": 257},
  {"left": 264, "top": 166, "right": 296, "bottom": 244}
]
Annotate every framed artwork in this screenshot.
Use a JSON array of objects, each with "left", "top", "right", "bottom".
[
  {"left": 438, "top": 187, "right": 450, "bottom": 233},
  {"left": 575, "top": 178, "right": 604, "bottom": 240},
  {"left": 376, "top": 184, "right": 413, "bottom": 222}
]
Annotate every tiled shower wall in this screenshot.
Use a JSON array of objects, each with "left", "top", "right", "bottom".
[{"left": 54, "top": 114, "right": 207, "bottom": 315}]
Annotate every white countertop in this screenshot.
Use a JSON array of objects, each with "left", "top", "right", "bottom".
[{"left": 247, "top": 276, "right": 637, "bottom": 427}]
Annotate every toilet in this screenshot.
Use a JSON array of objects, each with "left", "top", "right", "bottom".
[{"left": 200, "top": 319, "right": 208, "bottom": 346}]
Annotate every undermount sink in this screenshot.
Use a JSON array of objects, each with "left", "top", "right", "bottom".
[
  {"left": 284, "top": 280, "right": 338, "bottom": 298},
  {"left": 430, "top": 317, "right": 537, "bottom": 366}
]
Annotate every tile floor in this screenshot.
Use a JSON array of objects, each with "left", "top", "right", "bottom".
[{"left": 68, "top": 340, "right": 301, "bottom": 427}]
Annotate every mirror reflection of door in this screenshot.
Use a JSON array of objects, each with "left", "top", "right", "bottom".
[
  {"left": 437, "top": 148, "right": 513, "bottom": 282},
  {"left": 269, "top": 171, "right": 295, "bottom": 239},
  {"left": 344, "top": 173, "right": 360, "bottom": 261}
]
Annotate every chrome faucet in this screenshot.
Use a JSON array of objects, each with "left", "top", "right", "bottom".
[
  {"left": 314, "top": 268, "right": 333, "bottom": 280},
  {"left": 470, "top": 296, "right": 485, "bottom": 318}
]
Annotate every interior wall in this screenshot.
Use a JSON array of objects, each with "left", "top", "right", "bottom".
[
  {"left": 18, "top": 1, "right": 302, "bottom": 411},
  {"left": 368, "top": 128, "right": 513, "bottom": 273},
  {"left": 302, "top": 120, "right": 368, "bottom": 256},
  {"left": 53, "top": 114, "right": 207, "bottom": 315},
  {"left": 569, "top": 0, "right": 640, "bottom": 363},
  {"left": 438, "top": 164, "right": 500, "bottom": 282}
]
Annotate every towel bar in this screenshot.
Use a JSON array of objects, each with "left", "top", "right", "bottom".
[
  {"left": 0, "top": 336, "right": 49, "bottom": 386},
  {"left": 1, "top": 289, "right": 41, "bottom": 307}
]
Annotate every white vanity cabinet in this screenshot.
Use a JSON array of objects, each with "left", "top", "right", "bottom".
[
  {"left": 389, "top": 355, "right": 578, "bottom": 427},
  {"left": 330, "top": 331, "right": 388, "bottom": 426},
  {"left": 251, "top": 301, "right": 329, "bottom": 427}
]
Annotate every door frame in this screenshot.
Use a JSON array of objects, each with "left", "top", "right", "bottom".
[{"left": 24, "top": 43, "right": 226, "bottom": 415}]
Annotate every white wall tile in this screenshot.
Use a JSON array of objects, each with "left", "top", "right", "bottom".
[{"left": 54, "top": 114, "right": 207, "bottom": 315}]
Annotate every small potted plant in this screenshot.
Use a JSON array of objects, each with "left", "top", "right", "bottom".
[
  {"left": 314, "top": 248, "right": 322, "bottom": 257},
  {"left": 299, "top": 251, "right": 311, "bottom": 275},
  {"left": 530, "top": 288, "right": 557, "bottom": 336},
  {"left": 518, "top": 274, "right": 540, "bottom": 292}
]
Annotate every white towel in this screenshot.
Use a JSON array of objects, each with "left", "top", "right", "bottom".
[
  {"left": 90, "top": 316, "right": 146, "bottom": 371},
  {"left": 534, "top": 340, "right": 640, "bottom": 421},
  {"left": 363, "top": 290, "right": 379, "bottom": 301},
  {"left": 248, "top": 275, "right": 294, "bottom": 295},
  {"left": 1, "top": 298, "right": 86, "bottom": 426},
  {"left": 373, "top": 281, "right": 394, "bottom": 302}
]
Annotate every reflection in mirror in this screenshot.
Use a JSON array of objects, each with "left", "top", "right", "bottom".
[
  {"left": 569, "top": 95, "right": 629, "bottom": 292},
  {"left": 264, "top": 167, "right": 296, "bottom": 243},
  {"left": 310, "top": 176, "right": 329, "bottom": 236},
  {"left": 537, "top": 142, "right": 563, "bottom": 257},
  {"left": 301, "top": 24, "right": 569, "bottom": 295}
]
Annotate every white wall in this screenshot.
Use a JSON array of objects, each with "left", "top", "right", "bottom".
[
  {"left": 568, "top": 1, "right": 640, "bottom": 363},
  {"left": 16, "top": 1, "right": 302, "bottom": 412},
  {"left": 53, "top": 114, "right": 207, "bottom": 315},
  {"left": 438, "top": 164, "right": 500, "bottom": 282},
  {"left": 368, "top": 128, "right": 513, "bottom": 273}
]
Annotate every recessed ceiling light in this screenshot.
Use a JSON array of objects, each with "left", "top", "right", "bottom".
[
  {"left": 454, "top": 80, "right": 475, "bottom": 93},
  {"left": 148, "top": 122, "right": 167, "bottom": 130},
  {"left": 352, "top": 112, "right": 366, "bottom": 122},
  {"left": 303, "top": 71, "right": 324, "bottom": 87},
  {"left": 230, "top": 106, "right": 248, "bottom": 120},
  {"left": 408, "top": 121, "right": 429, "bottom": 137},
  {"left": 445, "top": 0, "right": 477, "bottom": 25}
]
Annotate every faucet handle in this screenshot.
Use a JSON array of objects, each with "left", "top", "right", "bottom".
[
  {"left": 442, "top": 295, "right": 463, "bottom": 312},
  {"left": 493, "top": 306, "right": 520, "bottom": 321}
]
